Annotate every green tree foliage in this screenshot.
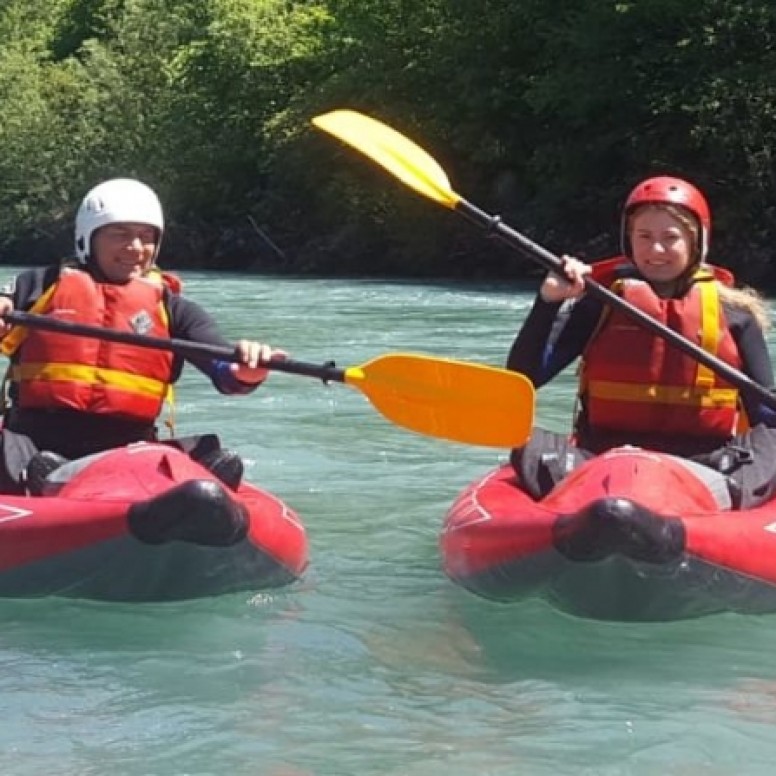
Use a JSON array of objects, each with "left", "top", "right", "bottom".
[
  {"left": 0, "top": 1, "right": 76, "bottom": 240},
  {"left": 0, "top": 0, "right": 775, "bottom": 282}
]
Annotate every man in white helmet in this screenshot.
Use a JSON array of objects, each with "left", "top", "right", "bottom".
[{"left": 0, "top": 178, "right": 284, "bottom": 494}]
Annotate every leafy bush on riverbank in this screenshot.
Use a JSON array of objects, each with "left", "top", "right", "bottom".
[{"left": 2, "top": 0, "right": 775, "bottom": 284}]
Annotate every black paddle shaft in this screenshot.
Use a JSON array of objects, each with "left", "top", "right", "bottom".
[
  {"left": 4, "top": 311, "right": 347, "bottom": 384},
  {"left": 455, "top": 199, "right": 776, "bottom": 412}
]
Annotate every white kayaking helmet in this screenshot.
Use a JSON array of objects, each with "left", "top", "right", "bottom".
[{"left": 75, "top": 178, "right": 164, "bottom": 264}]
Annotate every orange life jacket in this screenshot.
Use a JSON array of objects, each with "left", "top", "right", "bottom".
[
  {"left": 579, "top": 263, "right": 742, "bottom": 440},
  {"left": 8, "top": 268, "right": 175, "bottom": 422}
]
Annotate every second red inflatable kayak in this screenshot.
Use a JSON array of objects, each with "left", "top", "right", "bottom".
[{"left": 442, "top": 446, "right": 776, "bottom": 621}]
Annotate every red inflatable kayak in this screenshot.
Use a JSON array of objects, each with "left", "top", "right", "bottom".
[
  {"left": 0, "top": 443, "right": 307, "bottom": 601},
  {"left": 442, "top": 446, "right": 776, "bottom": 621}
]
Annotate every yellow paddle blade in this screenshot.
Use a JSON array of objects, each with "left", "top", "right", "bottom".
[
  {"left": 312, "top": 110, "right": 460, "bottom": 209},
  {"left": 342, "top": 353, "right": 534, "bottom": 448}
]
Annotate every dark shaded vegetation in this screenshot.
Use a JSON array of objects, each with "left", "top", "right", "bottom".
[{"left": 1, "top": 1, "right": 775, "bottom": 286}]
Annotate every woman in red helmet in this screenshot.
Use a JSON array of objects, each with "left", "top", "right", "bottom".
[{"left": 507, "top": 176, "right": 776, "bottom": 507}]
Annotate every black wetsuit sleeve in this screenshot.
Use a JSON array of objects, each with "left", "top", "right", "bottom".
[
  {"left": 165, "top": 293, "right": 235, "bottom": 383},
  {"left": 506, "top": 293, "right": 603, "bottom": 387},
  {"left": 725, "top": 304, "right": 776, "bottom": 426}
]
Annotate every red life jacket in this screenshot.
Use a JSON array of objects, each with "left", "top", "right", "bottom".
[
  {"left": 579, "top": 262, "right": 742, "bottom": 441},
  {"left": 10, "top": 268, "right": 175, "bottom": 422}
]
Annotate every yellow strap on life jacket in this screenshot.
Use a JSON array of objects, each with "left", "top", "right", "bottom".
[
  {"left": 692, "top": 274, "right": 750, "bottom": 433},
  {"left": 0, "top": 283, "right": 59, "bottom": 357},
  {"left": 10, "top": 363, "right": 168, "bottom": 398},
  {"left": 585, "top": 380, "right": 738, "bottom": 408},
  {"left": 152, "top": 274, "right": 176, "bottom": 436},
  {"left": 695, "top": 273, "right": 719, "bottom": 391}
]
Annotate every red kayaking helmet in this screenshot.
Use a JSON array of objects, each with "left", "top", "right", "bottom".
[{"left": 621, "top": 176, "right": 711, "bottom": 264}]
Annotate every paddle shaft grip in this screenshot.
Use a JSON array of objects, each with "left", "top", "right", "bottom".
[
  {"left": 455, "top": 199, "right": 776, "bottom": 412},
  {"left": 4, "top": 311, "right": 347, "bottom": 384}
]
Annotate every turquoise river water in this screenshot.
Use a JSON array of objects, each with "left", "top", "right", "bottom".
[{"left": 1, "top": 271, "right": 775, "bottom": 776}]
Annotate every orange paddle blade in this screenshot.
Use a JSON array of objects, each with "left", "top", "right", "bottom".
[{"left": 343, "top": 353, "right": 534, "bottom": 448}]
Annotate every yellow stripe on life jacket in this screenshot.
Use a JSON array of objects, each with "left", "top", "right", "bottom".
[
  {"left": 147, "top": 269, "right": 177, "bottom": 432},
  {"left": 0, "top": 283, "right": 59, "bottom": 357},
  {"left": 586, "top": 379, "right": 739, "bottom": 408},
  {"left": 10, "top": 363, "right": 168, "bottom": 399},
  {"left": 695, "top": 274, "right": 720, "bottom": 390}
]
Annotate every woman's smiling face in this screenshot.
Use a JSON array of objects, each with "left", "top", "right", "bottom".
[{"left": 629, "top": 205, "right": 695, "bottom": 286}]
